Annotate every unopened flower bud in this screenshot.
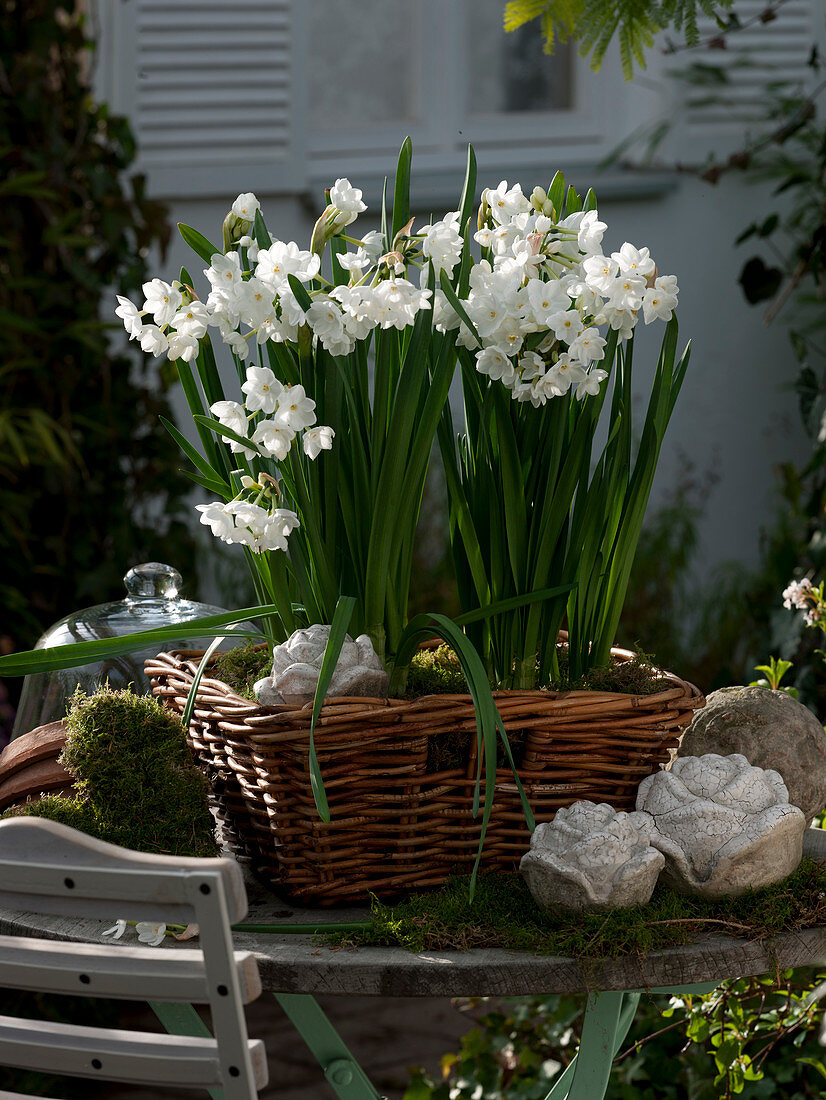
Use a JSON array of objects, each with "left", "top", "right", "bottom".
[
  {"left": 477, "top": 192, "right": 491, "bottom": 231},
  {"left": 223, "top": 211, "right": 251, "bottom": 253},
  {"left": 531, "top": 186, "right": 548, "bottom": 210}
]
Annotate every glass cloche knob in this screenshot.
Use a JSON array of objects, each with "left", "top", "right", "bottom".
[{"left": 123, "top": 562, "right": 182, "bottom": 600}]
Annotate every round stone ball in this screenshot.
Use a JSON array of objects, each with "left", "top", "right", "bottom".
[{"left": 678, "top": 686, "right": 826, "bottom": 825}]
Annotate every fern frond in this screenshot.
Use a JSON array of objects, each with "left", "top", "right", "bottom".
[
  {"left": 503, "top": 0, "right": 554, "bottom": 33},
  {"left": 504, "top": 0, "right": 736, "bottom": 78}
]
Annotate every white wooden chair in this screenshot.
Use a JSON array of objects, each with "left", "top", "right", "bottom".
[{"left": 0, "top": 817, "right": 268, "bottom": 1099}]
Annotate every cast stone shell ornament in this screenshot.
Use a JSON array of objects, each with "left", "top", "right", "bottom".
[
  {"left": 254, "top": 624, "right": 388, "bottom": 706},
  {"left": 636, "top": 752, "right": 806, "bottom": 898},
  {"left": 519, "top": 801, "right": 665, "bottom": 914}
]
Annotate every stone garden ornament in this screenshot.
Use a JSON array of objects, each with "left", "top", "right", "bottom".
[
  {"left": 254, "top": 624, "right": 388, "bottom": 707},
  {"left": 636, "top": 753, "right": 806, "bottom": 899},
  {"left": 520, "top": 801, "right": 664, "bottom": 914},
  {"left": 678, "top": 685, "right": 826, "bottom": 825}
]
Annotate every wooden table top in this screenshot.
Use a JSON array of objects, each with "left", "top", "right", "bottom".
[{"left": 4, "top": 829, "right": 826, "bottom": 998}]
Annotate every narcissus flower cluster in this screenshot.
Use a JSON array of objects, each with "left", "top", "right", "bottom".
[{"left": 116, "top": 175, "right": 677, "bottom": 555}]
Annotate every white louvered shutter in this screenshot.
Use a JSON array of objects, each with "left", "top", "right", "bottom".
[
  {"left": 683, "top": 0, "right": 816, "bottom": 127},
  {"left": 104, "top": 0, "right": 306, "bottom": 198}
]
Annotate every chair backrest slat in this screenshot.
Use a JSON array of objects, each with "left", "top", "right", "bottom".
[
  {"left": 0, "top": 818, "right": 266, "bottom": 1099},
  {"left": 0, "top": 818, "right": 247, "bottom": 925},
  {"left": 0, "top": 1014, "right": 267, "bottom": 1092},
  {"left": 0, "top": 935, "right": 262, "bottom": 1004}
]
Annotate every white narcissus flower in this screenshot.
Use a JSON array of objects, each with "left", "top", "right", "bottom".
[
  {"left": 260, "top": 509, "right": 301, "bottom": 552},
  {"left": 136, "top": 922, "right": 166, "bottom": 946},
  {"left": 252, "top": 419, "right": 295, "bottom": 461},
  {"left": 607, "top": 274, "right": 647, "bottom": 312},
  {"left": 196, "top": 501, "right": 236, "bottom": 540},
  {"left": 171, "top": 301, "right": 210, "bottom": 340},
  {"left": 255, "top": 241, "right": 320, "bottom": 291},
  {"left": 142, "top": 279, "right": 182, "bottom": 326},
  {"left": 486, "top": 180, "right": 531, "bottom": 225},
  {"left": 548, "top": 309, "right": 584, "bottom": 344},
  {"left": 359, "top": 230, "right": 385, "bottom": 264},
  {"left": 166, "top": 331, "right": 199, "bottom": 362},
  {"left": 204, "top": 252, "right": 243, "bottom": 292},
  {"left": 523, "top": 279, "right": 572, "bottom": 327},
  {"left": 612, "top": 242, "right": 655, "bottom": 279},
  {"left": 642, "top": 276, "right": 679, "bottom": 324},
  {"left": 475, "top": 346, "right": 515, "bottom": 386},
  {"left": 329, "top": 178, "right": 367, "bottom": 217},
  {"left": 541, "top": 355, "right": 584, "bottom": 397},
  {"left": 306, "top": 298, "right": 346, "bottom": 347},
  {"left": 582, "top": 254, "right": 620, "bottom": 294},
  {"left": 235, "top": 276, "right": 274, "bottom": 329},
  {"left": 137, "top": 324, "right": 169, "bottom": 356},
  {"left": 491, "top": 316, "right": 525, "bottom": 357},
  {"left": 115, "top": 296, "right": 143, "bottom": 339},
  {"left": 102, "top": 919, "right": 127, "bottom": 940},
  {"left": 518, "top": 350, "right": 545, "bottom": 381},
  {"left": 576, "top": 210, "right": 608, "bottom": 254},
  {"left": 210, "top": 399, "right": 257, "bottom": 458},
  {"left": 303, "top": 425, "right": 335, "bottom": 460},
  {"left": 569, "top": 327, "right": 606, "bottom": 364},
  {"left": 224, "top": 330, "right": 251, "bottom": 361},
  {"left": 469, "top": 293, "right": 508, "bottom": 339},
  {"left": 232, "top": 192, "right": 260, "bottom": 220},
  {"left": 575, "top": 368, "right": 608, "bottom": 400},
  {"left": 422, "top": 217, "right": 463, "bottom": 277},
  {"left": 241, "top": 365, "right": 283, "bottom": 414},
  {"left": 498, "top": 237, "right": 546, "bottom": 278},
  {"left": 337, "top": 247, "right": 371, "bottom": 273},
  {"left": 274, "top": 384, "right": 317, "bottom": 431}
]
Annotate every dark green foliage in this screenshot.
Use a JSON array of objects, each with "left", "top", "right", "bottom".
[
  {"left": 335, "top": 859, "right": 826, "bottom": 959},
  {"left": 3, "top": 688, "right": 217, "bottom": 858},
  {"left": 0, "top": 3, "right": 194, "bottom": 663},
  {"left": 404, "top": 969, "right": 826, "bottom": 1098}
]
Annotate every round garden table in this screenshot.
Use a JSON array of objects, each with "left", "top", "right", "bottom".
[{"left": 4, "top": 830, "right": 826, "bottom": 1100}]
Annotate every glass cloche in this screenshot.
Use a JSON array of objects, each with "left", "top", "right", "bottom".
[{"left": 12, "top": 562, "right": 250, "bottom": 739}]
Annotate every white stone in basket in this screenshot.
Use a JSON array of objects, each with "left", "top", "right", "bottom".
[{"left": 254, "top": 624, "right": 388, "bottom": 707}]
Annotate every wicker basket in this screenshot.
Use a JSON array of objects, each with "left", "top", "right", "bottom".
[{"left": 146, "top": 646, "right": 704, "bottom": 905}]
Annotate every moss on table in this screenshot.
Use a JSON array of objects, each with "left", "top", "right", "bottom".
[
  {"left": 328, "top": 860, "right": 826, "bottom": 960},
  {"left": 2, "top": 687, "right": 217, "bottom": 858}
]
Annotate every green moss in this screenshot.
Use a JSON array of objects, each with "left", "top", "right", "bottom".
[
  {"left": 212, "top": 641, "right": 270, "bottom": 699},
  {"left": 2, "top": 687, "right": 217, "bottom": 858},
  {"left": 549, "top": 645, "right": 667, "bottom": 696},
  {"left": 328, "top": 859, "right": 826, "bottom": 959},
  {"left": 401, "top": 645, "right": 468, "bottom": 697}
]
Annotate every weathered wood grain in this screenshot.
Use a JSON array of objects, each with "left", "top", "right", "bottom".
[
  {"left": 4, "top": 828, "right": 825, "bottom": 999},
  {"left": 3, "top": 902, "right": 825, "bottom": 999}
]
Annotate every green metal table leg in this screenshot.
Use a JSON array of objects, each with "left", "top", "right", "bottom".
[
  {"left": 543, "top": 991, "right": 639, "bottom": 1100},
  {"left": 149, "top": 1001, "right": 224, "bottom": 1100},
  {"left": 542, "top": 981, "right": 721, "bottom": 1100},
  {"left": 274, "top": 992, "right": 383, "bottom": 1100}
]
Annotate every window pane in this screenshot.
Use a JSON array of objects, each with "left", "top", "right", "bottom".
[
  {"left": 466, "top": 0, "right": 573, "bottom": 113},
  {"left": 309, "top": 0, "right": 417, "bottom": 130}
]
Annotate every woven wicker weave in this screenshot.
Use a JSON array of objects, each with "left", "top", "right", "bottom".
[{"left": 146, "top": 646, "right": 704, "bottom": 905}]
